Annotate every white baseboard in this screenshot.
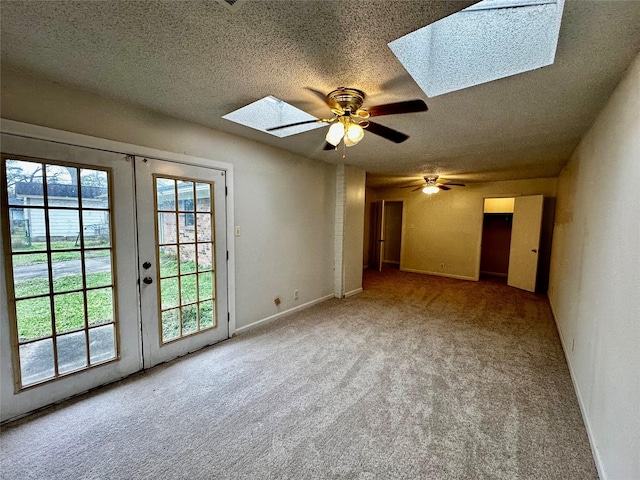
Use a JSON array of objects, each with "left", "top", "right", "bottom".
[
  {"left": 547, "top": 296, "right": 607, "bottom": 480},
  {"left": 344, "top": 287, "right": 363, "bottom": 298},
  {"left": 400, "top": 268, "right": 476, "bottom": 282},
  {"left": 233, "top": 294, "right": 335, "bottom": 336}
]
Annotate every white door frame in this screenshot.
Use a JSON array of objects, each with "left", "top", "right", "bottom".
[{"left": 0, "top": 119, "right": 236, "bottom": 422}]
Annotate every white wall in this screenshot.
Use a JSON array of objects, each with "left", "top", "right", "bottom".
[
  {"left": 371, "top": 178, "right": 557, "bottom": 280},
  {"left": 1, "top": 68, "right": 337, "bottom": 331},
  {"left": 548, "top": 54, "right": 640, "bottom": 480}
]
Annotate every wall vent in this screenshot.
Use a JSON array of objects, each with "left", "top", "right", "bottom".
[{"left": 215, "top": 0, "right": 246, "bottom": 12}]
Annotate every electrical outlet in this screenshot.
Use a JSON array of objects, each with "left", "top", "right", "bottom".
[
  {"left": 294, "top": 290, "right": 299, "bottom": 300},
  {"left": 234, "top": 226, "right": 241, "bottom": 237},
  {"left": 440, "top": 263, "right": 445, "bottom": 270}
]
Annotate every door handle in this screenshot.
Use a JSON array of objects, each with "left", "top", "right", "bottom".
[
  {"left": 531, "top": 249, "right": 538, "bottom": 253},
  {"left": 143, "top": 277, "right": 153, "bottom": 285}
]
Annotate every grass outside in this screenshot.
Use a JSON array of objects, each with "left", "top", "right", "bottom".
[
  {"left": 14, "top": 256, "right": 214, "bottom": 342},
  {"left": 11, "top": 241, "right": 110, "bottom": 266}
]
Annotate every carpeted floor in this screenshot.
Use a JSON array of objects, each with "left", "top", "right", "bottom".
[{"left": 0, "top": 268, "right": 598, "bottom": 479}]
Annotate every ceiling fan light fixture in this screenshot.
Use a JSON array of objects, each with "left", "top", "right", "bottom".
[
  {"left": 422, "top": 185, "right": 440, "bottom": 195},
  {"left": 345, "top": 122, "right": 365, "bottom": 145},
  {"left": 326, "top": 121, "right": 345, "bottom": 146}
]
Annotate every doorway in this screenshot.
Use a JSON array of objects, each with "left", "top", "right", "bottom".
[
  {"left": 480, "top": 196, "right": 544, "bottom": 292},
  {"left": 372, "top": 200, "right": 403, "bottom": 271},
  {"left": 480, "top": 213, "right": 513, "bottom": 282},
  {"left": 1, "top": 133, "right": 231, "bottom": 421},
  {"left": 383, "top": 201, "right": 403, "bottom": 268}
]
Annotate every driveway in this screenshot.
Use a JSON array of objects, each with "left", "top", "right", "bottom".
[{"left": 13, "top": 257, "right": 113, "bottom": 280}]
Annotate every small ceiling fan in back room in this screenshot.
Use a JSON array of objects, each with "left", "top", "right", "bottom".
[
  {"left": 267, "top": 87, "right": 428, "bottom": 155},
  {"left": 400, "top": 175, "right": 466, "bottom": 194}
]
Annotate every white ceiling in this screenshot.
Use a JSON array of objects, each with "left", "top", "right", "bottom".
[{"left": 2, "top": 0, "right": 639, "bottom": 187}]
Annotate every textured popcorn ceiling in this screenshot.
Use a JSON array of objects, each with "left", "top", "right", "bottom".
[
  {"left": 1, "top": 0, "right": 640, "bottom": 187},
  {"left": 389, "top": 0, "right": 565, "bottom": 97}
]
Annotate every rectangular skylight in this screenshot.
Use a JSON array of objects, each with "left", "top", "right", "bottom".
[
  {"left": 388, "top": 0, "right": 565, "bottom": 97},
  {"left": 222, "top": 96, "right": 324, "bottom": 138}
]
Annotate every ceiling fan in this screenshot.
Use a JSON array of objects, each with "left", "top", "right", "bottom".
[
  {"left": 267, "top": 87, "right": 427, "bottom": 150},
  {"left": 402, "top": 175, "right": 466, "bottom": 194}
]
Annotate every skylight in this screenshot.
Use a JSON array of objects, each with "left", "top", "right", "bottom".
[
  {"left": 388, "top": 0, "right": 565, "bottom": 97},
  {"left": 222, "top": 96, "right": 323, "bottom": 137}
]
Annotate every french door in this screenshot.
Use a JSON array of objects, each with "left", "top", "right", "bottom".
[
  {"left": 134, "top": 157, "right": 228, "bottom": 368},
  {"left": 1, "top": 134, "right": 229, "bottom": 421}
]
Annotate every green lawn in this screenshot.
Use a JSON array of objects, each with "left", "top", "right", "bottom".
[
  {"left": 15, "top": 272, "right": 114, "bottom": 341},
  {"left": 11, "top": 242, "right": 110, "bottom": 266},
  {"left": 14, "top": 256, "right": 215, "bottom": 342}
]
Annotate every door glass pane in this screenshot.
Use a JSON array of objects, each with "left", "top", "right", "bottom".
[
  {"left": 159, "top": 246, "right": 178, "bottom": 277},
  {"left": 199, "top": 300, "right": 215, "bottom": 329},
  {"left": 19, "top": 339, "right": 55, "bottom": 385},
  {"left": 85, "top": 253, "right": 112, "bottom": 288},
  {"left": 156, "top": 178, "right": 176, "bottom": 211},
  {"left": 54, "top": 292, "right": 85, "bottom": 333},
  {"left": 52, "top": 251, "right": 83, "bottom": 292},
  {"left": 158, "top": 212, "right": 177, "bottom": 244},
  {"left": 10, "top": 208, "right": 44, "bottom": 252},
  {"left": 13, "top": 254, "right": 50, "bottom": 298},
  {"left": 57, "top": 331, "right": 88, "bottom": 374},
  {"left": 46, "top": 164, "right": 79, "bottom": 208},
  {"left": 3, "top": 157, "right": 119, "bottom": 388},
  {"left": 89, "top": 324, "right": 115, "bottom": 363},
  {"left": 80, "top": 169, "right": 109, "bottom": 209},
  {"left": 162, "top": 309, "right": 180, "bottom": 342},
  {"left": 86, "top": 288, "right": 114, "bottom": 326},
  {"left": 16, "top": 298, "right": 52, "bottom": 341},
  {"left": 195, "top": 183, "right": 211, "bottom": 212},
  {"left": 83, "top": 211, "right": 110, "bottom": 248},
  {"left": 179, "top": 244, "right": 196, "bottom": 274},
  {"left": 177, "top": 181, "right": 194, "bottom": 211},
  {"left": 155, "top": 175, "right": 217, "bottom": 343},
  {"left": 49, "top": 209, "right": 80, "bottom": 249},
  {"left": 179, "top": 213, "right": 195, "bottom": 242}
]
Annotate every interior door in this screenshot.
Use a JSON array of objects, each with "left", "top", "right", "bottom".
[
  {"left": 135, "top": 157, "right": 228, "bottom": 368},
  {"left": 507, "top": 195, "right": 544, "bottom": 292},
  {"left": 373, "top": 200, "right": 385, "bottom": 271}
]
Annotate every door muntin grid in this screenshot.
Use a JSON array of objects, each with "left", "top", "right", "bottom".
[
  {"left": 2, "top": 156, "right": 118, "bottom": 389},
  {"left": 154, "top": 176, "right": 217, "bottom": 344}
]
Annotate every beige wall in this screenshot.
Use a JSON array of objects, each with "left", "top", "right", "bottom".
[
  {"left": 370, "top": 178, "right": 557, "bottom": 280},
  {"left": 548, "top": 54, "right": 640, "bottom": 480},
  {"left": 343, "top": 166, "right": 366, "bottom": 296}
]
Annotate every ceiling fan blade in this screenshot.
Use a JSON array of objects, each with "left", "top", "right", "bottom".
[
  {"left": 412, "top": 186, "right": 423, "bottom": 192},
  {"left": 266, "top": 119, "right": 325, "bottom": 131},
  {"left": 399, "top": 183, "right": 423, "bottom": 189},
  {"left": 445, "top": 183, "right": 466, "bottom": 187},
  {"left": 365, "top": 99, "right": 428, "bottom": 117},
  {"left": 323, "top": 142, "right": 335, "bottom": 150},
  {"left": 438, "top": 185, "right": 452, "bottom": 191},
  {"left": 366, "top": 121, "right": 409, "bottom": 143}
]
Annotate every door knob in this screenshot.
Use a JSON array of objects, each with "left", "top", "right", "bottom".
[
  {"left": 143, "top": 261, "right": 152, "bottom": 269},
  {"left": 143, "top": 277, "right": 153, "bottom": 285}
]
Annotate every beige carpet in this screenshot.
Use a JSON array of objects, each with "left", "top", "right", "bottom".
[{"left": 0, "top": 268, "right": 598, "bottom": 479}]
